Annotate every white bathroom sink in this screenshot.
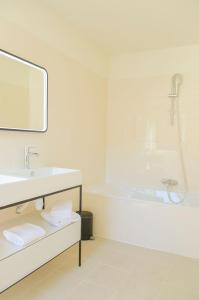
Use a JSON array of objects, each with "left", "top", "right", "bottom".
[
  {"left": 0, "top": 175, "right": 26, "bottom": 185},
  {"left": 3, "top": 167, "right": 77, "bottom": 179},
  {"left": 0, "top": 167, "right": 82, "bottom": 208}
]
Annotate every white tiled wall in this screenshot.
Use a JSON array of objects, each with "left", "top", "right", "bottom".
[{"left": 106, "top": 45, "right": 199, "bottom": 195}]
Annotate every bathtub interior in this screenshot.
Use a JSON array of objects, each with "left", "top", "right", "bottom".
[{"left": 85, "top": 183, "right": 199, "bottom": 206}]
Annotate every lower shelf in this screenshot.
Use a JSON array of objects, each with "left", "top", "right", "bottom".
[{"left": 0, "top": 212, "right": 81, "bottom": 293}]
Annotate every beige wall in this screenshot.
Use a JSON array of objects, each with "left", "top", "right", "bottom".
[
  {"left": 0, "top": 2, "right": 108, "bottom": 221},
  {"left": 107, "top": 45, "right": 199, "bottom": 195}
]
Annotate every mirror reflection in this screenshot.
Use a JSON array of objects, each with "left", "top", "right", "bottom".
[{"left": 0, "top": 50, "right": 47, "bottom": 132}]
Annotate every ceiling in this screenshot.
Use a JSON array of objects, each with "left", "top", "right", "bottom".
[{"left": 43, "top": 0, "right": 199, "bottom": 54}]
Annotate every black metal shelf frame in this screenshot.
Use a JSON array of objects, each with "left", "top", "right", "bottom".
[{"left": 0, "top": 184, "right": 82, "bottom": 267}]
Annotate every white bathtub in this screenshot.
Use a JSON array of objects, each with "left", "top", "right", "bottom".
[{"left": 84, "top": 184, "right": 199, "bottom": 259}]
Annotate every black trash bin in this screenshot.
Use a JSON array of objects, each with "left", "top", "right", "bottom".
[{"left": 76, "top": 211, "right": 93, "bottom": 240}]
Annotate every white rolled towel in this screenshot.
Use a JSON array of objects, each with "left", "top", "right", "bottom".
[
  {"left": 50, "top": 201, "right": 72, "bottom": 218},
  {"left": 71, "top": 212, "right": 81, "bottom": 223},
  {"left": 41, "top": 210, "right": 72, "bottom": 228},
  {"left": 3, "top": 223, "right": 46, "bottom": 247},
  {"left": 34, "top": 198, "right": 44, "bottom": 211}
]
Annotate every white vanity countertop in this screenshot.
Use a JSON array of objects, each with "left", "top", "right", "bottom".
[{"left": 0, "top": 167, "right": 82, "bottom": 208}]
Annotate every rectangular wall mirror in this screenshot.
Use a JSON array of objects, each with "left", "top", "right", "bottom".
[{"left": 0, "top": 49, "right": 48, "bottom": 132}]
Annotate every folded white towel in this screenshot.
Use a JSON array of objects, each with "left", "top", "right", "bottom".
[
  {"left": 3, "top": 223, "right": 46, "bottom": 247},
  {"left": 50, "top": 201, "right": 72, "bottom": 218},
  {"left": 41, "top": 211, "right": 72, "bottom": 228}
]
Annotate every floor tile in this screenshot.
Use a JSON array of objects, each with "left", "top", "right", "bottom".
[{"left": 1, "top": 238, "right": 199, "bottom": 300}]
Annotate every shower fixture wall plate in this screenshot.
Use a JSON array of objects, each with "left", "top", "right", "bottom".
[{"left": 161, "top": 178, "right": 178, "bottom": 187}]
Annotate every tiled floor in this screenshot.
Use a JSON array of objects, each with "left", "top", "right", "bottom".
[{"left": 1, "top": 238, "right": 199, "bottom": 300}]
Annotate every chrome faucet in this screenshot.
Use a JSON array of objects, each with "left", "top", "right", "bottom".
[{"left": 24, "top": 146, "right": 39, "bottom": 169}]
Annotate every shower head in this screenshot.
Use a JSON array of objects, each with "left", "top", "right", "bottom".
[{"left": 168, "top": 73, "right": 183, "bottom": 98}]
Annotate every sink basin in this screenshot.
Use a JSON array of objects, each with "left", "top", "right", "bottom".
[
  {"left": 0, "top": 175, "right": 26, "bottom": 185},
  {"left": 0, "top": 167, "right": 82, "bottom": 208}
]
